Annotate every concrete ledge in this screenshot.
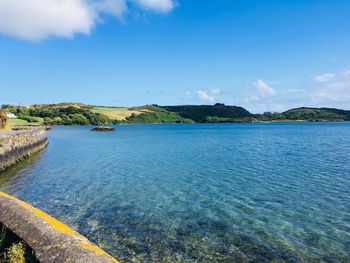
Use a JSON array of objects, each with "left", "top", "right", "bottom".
[
  {"left": 0, "top": 128, "right": 48, "bottom": 172},
  {"left": 0, "top": 192, "right": 119, "bottom": 263}
]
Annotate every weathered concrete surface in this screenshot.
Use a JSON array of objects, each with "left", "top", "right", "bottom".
[
  {"left": 0, "top": 192, "right": 120, "bottom": 263},
  {"left": 0, "top": 128, "right": 48, "bottom": 172}
]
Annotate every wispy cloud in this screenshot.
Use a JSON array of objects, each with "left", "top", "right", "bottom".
[
  {"left": 313, "top": 73, "right": 336, "bottom": 82},
  {"left": 342, "top": 70, "right": 350, "bottom": 77},
  {"left": 242, "top": 78, "right": 309, "bottom": 113},
  {"left": 134, "top": 0, "right": 174, "bottom": 13},
  {"left": 311, "top": 70, "right": 350, "bottom": 104},
  {"left": 239, "top": 70, "right": 350, "bottom": 113},
  {"left": 0, "top": 0, "right": 175, "bottom": 41},
  {"left": 196, "top": 88, "right": 221, "bottom": 102},
  {"left": 253, "top": 79, "right": 277, "bottom": 97}
]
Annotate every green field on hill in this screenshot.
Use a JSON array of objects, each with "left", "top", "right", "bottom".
[{"left": 91, "top": 107, "right": 150, "bottom": 121}]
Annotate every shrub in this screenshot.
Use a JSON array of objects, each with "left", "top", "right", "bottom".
[
  {"left": 17, "top": 115, "right": 41, "bottom": 123},
  {"left": 0, "top": 110, "right": 7, "bottom": 129},
  {"left": 3, "top": 242, "right": 25, "bottom": 263}
]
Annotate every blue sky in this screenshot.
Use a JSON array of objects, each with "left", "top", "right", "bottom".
[{"left": 0, "top": 0, "right": 349, "bottom": 113}]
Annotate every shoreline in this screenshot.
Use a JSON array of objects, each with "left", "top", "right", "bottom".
[{"left": 8, "top": 119, "right": 348, "bottom": 129}]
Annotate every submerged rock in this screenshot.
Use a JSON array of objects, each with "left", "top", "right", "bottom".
[{"left": 91, "top": 126, "right": 116, "bottom": 132}]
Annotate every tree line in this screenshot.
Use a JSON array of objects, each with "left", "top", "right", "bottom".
[{"left": 2, "top": 104, "right": 112, "bottom": 125}]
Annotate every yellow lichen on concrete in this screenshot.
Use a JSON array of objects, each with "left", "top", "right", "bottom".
[
  {"left": 0, "top": 192, "right": 120, "bottom": 262},
  {"left": 0, "top": 192, "right": 78, "bottom": 236},
  {"left": 80, "top": 243, "right": 120, "bottom": 262}
]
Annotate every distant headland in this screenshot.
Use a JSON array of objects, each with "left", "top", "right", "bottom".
[{"left": 1, "top": 103, "right": 350, "bottom": 127}]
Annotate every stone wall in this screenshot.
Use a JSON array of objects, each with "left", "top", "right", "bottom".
[{"left": 0, "top": 128, "right": 48, "bottom": 172}]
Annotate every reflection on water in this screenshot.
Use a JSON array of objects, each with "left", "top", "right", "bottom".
[
  {"left": 1, "top": 123, "right": 350, "bottom": 262},
  {"left": 0, "top": 151, "right": 43, "bottom": 188}
]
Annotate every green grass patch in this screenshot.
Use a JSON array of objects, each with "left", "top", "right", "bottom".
[
  {"left": 7, "top": 118, "right": 44, "bottom": 126},
  {"left": 91, "top": 106, "right": 151, "bottom": 121}
]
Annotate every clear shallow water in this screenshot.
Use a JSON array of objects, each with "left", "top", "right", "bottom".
[{"left": 1, "top": 123, "right": 350, "bottom": 262}]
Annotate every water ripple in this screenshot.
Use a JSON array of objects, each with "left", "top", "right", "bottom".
[{"left": 1, "top": 123, "right": 350, "bottom": 262}]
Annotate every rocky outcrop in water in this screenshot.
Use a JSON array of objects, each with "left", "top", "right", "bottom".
[
  {"left": 91, "top": 126, "right": 115, "bottom": 132},
  {"left": 0, "top": 128, "right": 48, "bottom": 172}
]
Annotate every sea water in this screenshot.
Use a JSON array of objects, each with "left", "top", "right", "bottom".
[{"left": 1, "top": 123, "right": 349, "bottom": 262}]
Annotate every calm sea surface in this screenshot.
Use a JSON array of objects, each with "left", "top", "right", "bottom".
[{"left": 1, "top": 123, "right": 350, "bottom": 262}]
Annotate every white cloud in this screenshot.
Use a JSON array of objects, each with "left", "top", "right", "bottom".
[
  {"left": 313, "top": 90, "right": 350, "bottom": 103},
  {"left": 313, "top": 73, "right": 335, "bottom": 82},
  {"left": 0, "top": 0, "right": 174, "bottom": 41},
  {"left": 0, "top": 0, "right": 94, "bottom": 41},
  {"left": 197, "top": 90, "right": 214, "bottom": 102},
  {"left": 253, "top": 79, "right": 276, "bottom": 97},
  {"left": 312, "top": 78, "right": 350, "bottom": 103},
  {"left": 342, "top": 70, "right": 350, "bottom": 77},
  {"left": 134, "top": 0, "right": 174, "bottom": 12},
  {"left": 242, "top": 70, "right": 350, "bottom": 113},
  {"left": 94, "top": 0, "right": 127, "bottom": 17},
  {"left": 211, "top": 88, "right": 221, "bottom": 95},
  {"left": 242, "top": 79, "right": 309, "bottom": 113},
  {"left": 310, "top": 69, "right": 350, "bottom": 107},
  {"left": 196, "top": 88, "right": 221, "bottom": 102}
]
